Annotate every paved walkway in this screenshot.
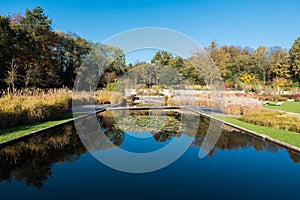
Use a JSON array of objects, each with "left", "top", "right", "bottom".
[
  {"left": 72, "top": 104, "right": 114, "bottom": 113},
  {"left": 183, "top": 105, "right": 224, "bottom": 115}
]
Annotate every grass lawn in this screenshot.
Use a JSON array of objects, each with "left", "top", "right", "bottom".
[
  {"left": 213, "top": 115, "right": 300, "bottom": 148},
  {"left": 0, "top": 112, "right": 76, "bottom": 143},
  {"left": 264, "top": 101, "right": 300, "bottom": 114}
]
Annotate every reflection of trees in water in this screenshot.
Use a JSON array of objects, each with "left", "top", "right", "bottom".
[
  {"left": 99, "top": 110, "right": 182, "bottom": 143},
  {"left": 153, "top": 131, "right": 179, "bottom": 142},
  {"left": 99, "top": 110, "right": 300, "bottom": 163},
  {"left": 191, "top": 116, "right": 300, "bottom": 161},
  {"left": 1, "top": 111, "right": 300, "bottom": 189},
  {"left": 0, "top": 124, "right": 86, "bottom": 188},
  {"left": 287, "top": 150, "right": 300, "bottom": 163},
  {"left": 97, "top": 112, "right": 125, "bottom": 146},
  {"left": 0, "top": 113, "right": 125, "bottom": 189}
]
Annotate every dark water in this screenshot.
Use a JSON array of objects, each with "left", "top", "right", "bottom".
[{"left": 0, "top": 110, "right": 300, "bottom": 200}]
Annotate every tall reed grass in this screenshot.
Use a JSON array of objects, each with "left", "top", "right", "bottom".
[
  {"left": 167, "top": 95, "right": 262, "bottom": 115},
  {"left": 0, "top": 88, "right": 72, "bottom": 129},
  {"left": 0, "top": 89, "right": 125, "bottom": 129}
]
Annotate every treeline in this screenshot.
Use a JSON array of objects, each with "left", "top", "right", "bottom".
[
  {"left": 2, "top": 6, "right": 300, "bottom": 93},
  {"left": 0, "top": 6, "right": 92, "bottom": 91},
  {"left": 129, "top": 40, "right": 300, "bottom": 92},
  {"left": 207, "top": 41, "right": 300, "bottom": 91}
]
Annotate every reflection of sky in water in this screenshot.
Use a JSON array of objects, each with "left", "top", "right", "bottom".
[{"left": 119, "top": 131, "right": 174, "bottom": 153}]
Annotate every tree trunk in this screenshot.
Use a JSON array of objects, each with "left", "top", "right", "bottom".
[{"left": 262, "top": 69, "right": 266, "bottom": 86}]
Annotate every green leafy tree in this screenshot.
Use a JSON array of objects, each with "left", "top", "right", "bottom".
[
  {"left": 151, "top": 51, "right": 173, "bottom": 66},
  {"left": 159, "top": 66, "right": 180, "bottom": 85},
  {"left": 76, "top": 44, "right": 125, "bottom": 91}
]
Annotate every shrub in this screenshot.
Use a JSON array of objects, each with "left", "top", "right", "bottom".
[
  {"left": 281, "top": 94, "right": 292, "bottom": 99},
  {"left": 292, "top": 94, "right": 300, "bottom": 99},
  {"left": 277, "top": 96, "right": 288, "bottom": 101}
]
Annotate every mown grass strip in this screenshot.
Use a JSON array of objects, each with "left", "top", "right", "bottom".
[
  {"left": 0, "top": 112, "right": 75, "bottom": 143},
  {"left": 264, "top": 101, "right": 300, "bottom": 114},
  {"left": 214, "top": 115, "right": 300, "bottom": 148}
]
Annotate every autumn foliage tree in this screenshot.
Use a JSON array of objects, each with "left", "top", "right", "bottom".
[{"left": 0, "top": 6, "right": 92, "bottom": 91}]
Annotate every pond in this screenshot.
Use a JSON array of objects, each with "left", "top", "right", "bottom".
[{"left": 0, "top": 109, "right": 300, "bottom": 200}]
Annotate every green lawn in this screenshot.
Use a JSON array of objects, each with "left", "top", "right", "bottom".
[
  {"left": 214, "top": 115, "right": 300, "bottom": 148},
  {"left": 0, "top": 112, "right": 76, "bottom": 143},
  {"left": 264, "top": 101, "right": 300, "bottom": 114}
]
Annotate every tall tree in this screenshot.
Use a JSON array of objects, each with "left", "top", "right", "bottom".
[
  {"left": 0, "top": 16, "right": 16, "bottom": 89},
  {"left": 18, "top": 6, "right": 53, "bottom": 88},
  {"left": 268, "top": 49, "right": 291, "bottom": 81},
  {"left": 290, "top": 37, "right": 300, "bottom": 83},
  {"left": 76, "top": 44, "right": 125, "bottom": 91},
  {"left": 151, "top": 51, "right": 173, "bottom": 66},
  {"left": 252, "top": 46, "right": 269, "bottom": 85},
  {"left": 52, "top": 31, "right": 92, "bottom": 88}
]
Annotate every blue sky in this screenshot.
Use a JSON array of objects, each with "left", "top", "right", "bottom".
[{"left": 1, "top": 0, "right": 300, "bottom": 62}]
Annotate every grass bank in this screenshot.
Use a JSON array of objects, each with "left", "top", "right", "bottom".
[
  {"left": 214, "top": 115, "right": 300, "bottom": 148},
  {"left": 0, "top": 112, "right": 75, "bottom": 143}
]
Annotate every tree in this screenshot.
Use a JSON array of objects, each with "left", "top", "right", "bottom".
[
  {"left": 169, "top": 56, "right": 184, "bottom": 71},
  {"left": 159, "top": 66, "right": 180, "bottom": 86},
  {"left": 268, "top": 49, "right": 291, "bottom": 81},
  {"left": 17, "top": 6, "right": 53, "bottom": 88},
  {"left": 0, "top": 6, "right": 94, "bottom": 91},
  {"left": 290, "top": 37, "right": 300, "bottom": 83},
  {"left": 210, "top": 47, "right": 231, "bottom": 80},
  {"left": 151, "top": 51, "right": 173, "bottom": 66},
  {"left": 252, "top": 46, "right": 269, "bottom": 85},
  {"left": 4, "top": 60, "right": 20, "bottom": 93},
  {"left": 189, "top": 50, "right": 221, "bottom": 87},
  {"left": 180, "top": 60, "right": 204, "bottom": 85},
  {"left": 0, "top": 16, "right": 16, "bottom": 89},
  {"left": 52, "top": 31, "right": 92, "bottom": 88},
  {"left": 272, "top": 77, "right": 288, "bottom": 94},
  {"left": 204, "top": 39, "right": 218, "bottom": 52},
  {"left": 212, "top": 46, "right": 254, "bottom": 89},
  {"left": 75, "top": 44, "right": 125, "bottom": 91}
]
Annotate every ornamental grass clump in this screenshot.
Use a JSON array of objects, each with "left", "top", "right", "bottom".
[
  {"left": 0, "top": 89, "right": 72, "bottom": 129},
  {"left": 240, "top": 111, "right": 300, "bottom": 133},
  {"left": 94, "top": 91, "right": 124, "bottom": 105},
  {"left": 168, "top": 95, "right": 262, "bottom": 115},
  {"left": 167, "top": 96, "right": 212, "bottom": 107},
  {"left": 222, "top": 97, "right": 262, "bottom": 115}
]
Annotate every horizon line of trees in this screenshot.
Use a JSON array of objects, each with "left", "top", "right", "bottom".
[
  {"left": 127, "top": 39, "right": 300, "bottom": 92},
  {"left": 1, "top": 6, "right": 300, "bottom": 94}
]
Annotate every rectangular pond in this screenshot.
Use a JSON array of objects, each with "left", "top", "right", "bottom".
[{"left": 0, "top": 109, "right": 300, "bottom": 200}]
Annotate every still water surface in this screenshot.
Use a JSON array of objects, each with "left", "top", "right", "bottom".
[{"left": 0, "top": 110, "right": 299, "bottom": 199}]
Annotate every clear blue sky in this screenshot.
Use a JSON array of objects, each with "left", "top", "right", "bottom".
[{"left": 1, "top": 0, "right": 300, "bottom": 50}]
